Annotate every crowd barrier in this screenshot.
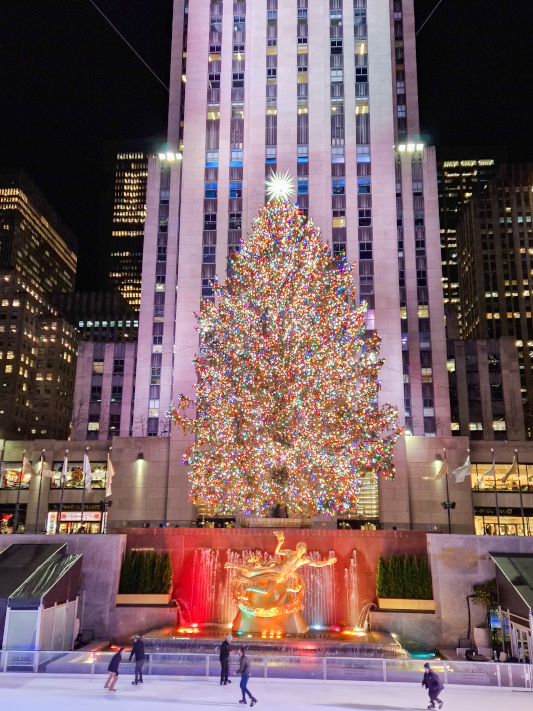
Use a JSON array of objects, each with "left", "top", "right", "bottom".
[{"left": 1, "top": 650, "right": 531, "bottom": 689}]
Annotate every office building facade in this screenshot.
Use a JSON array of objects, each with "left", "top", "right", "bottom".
[
  {"left": 71, "top": 341, "right": 137, "bottom": 441},
  {"left": 458, "top": 164, "right": 533, "bottom": 436},
  {"left": 437, "top": 154, "right": 497, "bottom": 321},
  {"left": 50, "top": 291, "right": 138, "bottom": 343},
  {"left": 107, "top": 151, "right": 150, "bottom": 311},
  {"left": 0, "top": 171, "right": 77, "bottom": 295},
  {"left": 130, "top": 0, "right": 451, "bottom": 521}
]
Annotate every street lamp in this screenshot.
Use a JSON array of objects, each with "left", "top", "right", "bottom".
[{"left": 441, "top": 448, "right": 456, "bottom": 534}]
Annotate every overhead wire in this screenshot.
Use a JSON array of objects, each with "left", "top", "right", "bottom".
[{"left": 86, "top": 0, "right": 170, "bottom": 92}]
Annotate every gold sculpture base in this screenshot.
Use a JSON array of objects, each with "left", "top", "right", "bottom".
[{"left": 232, "top": 609, "right": 309, "bottom": 635}]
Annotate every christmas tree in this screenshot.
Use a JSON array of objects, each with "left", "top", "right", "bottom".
[{"left": 167, "top": 177, "right": 400, "bottom": 516}]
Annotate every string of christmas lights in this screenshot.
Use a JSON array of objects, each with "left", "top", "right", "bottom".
[{"left": 166, "top": 199, "right": 401, "bottom": 516}]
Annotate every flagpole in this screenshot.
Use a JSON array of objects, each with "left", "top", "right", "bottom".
[
  {"left": 35, "top": 449, "right": 45, "bottom": 534},
  {"left": 102, "top": 446, "right": 112, "bottom": 535},
  {"left": 515, "top": 449, "right": 527, "bottom": 536},
  {"left": 491, "top": 448, "right": 501, "bottom": 535},
  {"left": 58, "top": 449, "right": 68, "bottom": 533},
  {"left": 13, "top": 449, "right": 25, "bottom": 534},
  {"left": 443, "top": 448, "right": 452, "bottom": 534},
  {"left": 80, "top": 447, "right": 89, "bottom": 532}
]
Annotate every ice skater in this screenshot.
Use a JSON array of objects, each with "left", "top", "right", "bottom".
[
  {"left": 220, "top": 634, "right": 232, "bottom": 685},
  {"left": 129, "top": 634, "right": 145, "bottom": 685},
  {"left": 236, "top": 647, "right": 257, "bottom": 706},
  {"left": 104, "top": 647, "right": 124, "bottom": 692},
  {"left": 422, "top": 662, "right": 444, "bottom": 709}
]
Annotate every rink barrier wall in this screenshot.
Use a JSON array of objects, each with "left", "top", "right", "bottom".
[{"left": 0, "top": 651, "right": 531, "bottom": 689}]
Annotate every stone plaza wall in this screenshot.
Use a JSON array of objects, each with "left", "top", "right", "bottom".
[{"left": 428, "top": 533, "right": 533, "bottom": 646}]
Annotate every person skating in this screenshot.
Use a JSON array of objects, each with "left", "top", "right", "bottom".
[
  {"left": 129, "top": 634, "right": 145, "bottom": 685},
  {"left": 236, "top": 647, "right": 257, "bottom": 706},
  {"left": 220, "top": 634, "right": 232, "bottom": 685},
  {"left": 104, "top": 647, "right": 124, "bottom": 692},
  {"left": 422, "top": 662, "right": 444, "bottom": 709}
]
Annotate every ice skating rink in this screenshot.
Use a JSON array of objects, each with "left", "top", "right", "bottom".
[{"left": 1, "top": 675, "right": 531, "bottom": 711}]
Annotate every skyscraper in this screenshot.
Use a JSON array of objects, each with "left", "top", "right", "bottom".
[
  {"left": 436, "top": 152, "right": 499, "bottom": 323},
  {"left": 132, "top": 0, "right": 451, "bottom": 520},
  {"left": 106, "top": 149, "right": 150, "bottom": 310},
  {"left": 0, "top": 172, "right": 78, "bottom": 439},
  {"left": 0, "top": 171, "right": 77, "bottom": 294},
  {"left": 458, "top": 163, "right": 533, "bottom": 436}
]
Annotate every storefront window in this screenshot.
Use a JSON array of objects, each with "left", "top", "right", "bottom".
[
  {"left": 50, "top": 461, "right": 107, "bottom": 490},
  {"left": 47, "top": 508, "right": 103, "bottom": 535},
  {"left": 470, "top": 463, "right": 533, "bottom": 492},
  {"left": 474, "top": 508, "right": 533, "bottom": 537},
  {"left": 0, "top": 463, "right": 31, "bottom": 489}
]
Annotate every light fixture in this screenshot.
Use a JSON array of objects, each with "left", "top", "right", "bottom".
[
  {"left": 407, "top": 143, "right": 415, "bottom": 152},
  {"left": 416, "top": 143, "right": 424, "bottom": 151},
  {"left": 398, "top": 144, "right": 406, "bottom": 152},
  {"left": 137, "top": 452, "right": 144, "bottom": 461}
]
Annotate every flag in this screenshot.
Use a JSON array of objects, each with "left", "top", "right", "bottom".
[
  {"left": 106, "top": 452, "right": 115, "bottom": 497},
  {"left": 21, "top": 456, "right": 36, "bottom": 480},
  {"left": 40, "top": 459, "right": 55, "bottom": 479},
  {"left": 423, "top": 460, "right": 448, "bottom": 481},
  {"left": 452, "top": 455, "right": 471, "bottom": 484},
  {"left": 478, "top": 463, "right": 495, "bottom": 480},
  {"left": 83, "top": 453, "right": 92, "bottom": 492},
  {"left": 60, "top": 454, "right": 68, "bottom": 484},
  {"left": 501, "top": 456, "right": 518, "bottom": 484}
]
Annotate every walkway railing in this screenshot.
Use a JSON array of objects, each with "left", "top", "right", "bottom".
[{"left": 1, "top": 650, "right": 531, "bottom": 688}]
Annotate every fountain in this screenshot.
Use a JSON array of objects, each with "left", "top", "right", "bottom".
[{"left": 142, "top": 532, "right": 406, "bottom": 658}]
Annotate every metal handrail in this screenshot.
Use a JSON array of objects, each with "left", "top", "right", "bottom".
[{"left": 0, "top": 650, "right": 531, "bottom": 689}]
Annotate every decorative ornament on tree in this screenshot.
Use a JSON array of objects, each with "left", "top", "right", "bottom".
[
  {"left": 166, "top": 191, "right": 401, "bottom": 517},
  {"left": 265, "top": 170, "right": 296, "bottom": 203}
]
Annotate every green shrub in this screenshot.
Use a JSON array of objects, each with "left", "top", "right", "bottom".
[
  {"left": 376, "top": 555, "right": 389, "bottom": 598},
  {"left": 375, "top": 554, "right": 433, "bottom": 600},
  {"left": 119, "top": 550, "right": 174, "bottom": 595}
]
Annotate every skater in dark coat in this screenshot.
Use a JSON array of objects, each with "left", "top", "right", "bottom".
[
  {"left": 236, "top": 647, "right": 257, "bottom": 706},
  {"left": 104, "top": 647, "right": 124, "bottom": 692},
  {"left": 129, "top": 635, "right": 145, "bottom": 685},
  {"left": 220, "top": 634, "right": 232, "bottom": 685},
  {"left": 422, "top": 663, "right": 444, "bottom": 709}
]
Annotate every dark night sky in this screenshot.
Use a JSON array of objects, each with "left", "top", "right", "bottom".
[{"left": 1, "top": 1, "right": 533, "bottom": 290}]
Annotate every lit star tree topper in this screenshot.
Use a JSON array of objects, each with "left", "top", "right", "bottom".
[
  {"left": 166, "top": 196, "right": 401, "bottom": 517},
  {"left": 265, "top": 170, "right": 296, "bottom": 203}
]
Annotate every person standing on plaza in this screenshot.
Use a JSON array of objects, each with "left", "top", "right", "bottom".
[
  {"left": 104, "top": 647, "right": 124, "bottom": 692},
  {"left": 220, "top": 634, "right": 232, "bottom": 685},
  {"left": 422, "top": 662, "right": 444, "bottom": 709},
  {"left": 129, "top": 634, "right": 145, "bottom": 685},
  {"left": 236, "top": 647, "right": 257, "bottom": 706}
]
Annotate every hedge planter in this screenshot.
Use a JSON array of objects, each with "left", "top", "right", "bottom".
[
  {"left": 116, "top": 593, "right": 172, "bottom": 606},
  {"left": 377, "top": 598, "right": 435, "bottom": 612}
]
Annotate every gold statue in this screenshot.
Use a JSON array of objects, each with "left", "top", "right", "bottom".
[{"left": 224, "top": 531, "right": 336, "bottom": 634}]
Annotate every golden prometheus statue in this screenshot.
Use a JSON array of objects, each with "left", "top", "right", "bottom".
[{"left": 224, "top": 531, "right": 336, "bottom": 635}]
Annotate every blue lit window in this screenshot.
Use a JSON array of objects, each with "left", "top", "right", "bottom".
[
  {"left": 230, "top": 150, "right": 243, "bottom": 167},
  {"left": 332, "top": 178, "right": 345, "bottom": 195},
  {"left": 298, "top": 178, "right": 308, "bottom": 194},
  {"left": 230, "top": 181, "right": 243, "bottom": 198},
  {"left": 205, "top": 182, "right": 218, "bottom": 199},
  {"left": 356, "top": 145, "right": 370, "bottom": 163},
  {"left": 206, "top": 150, "right": 219, "bottom": 167},
  {"left": 297, "top": 145, "right": 308, "bottom": 163},
  {"left": 358, "top": 177, "right": 371, "bottom": 194},
  {"left": 266, "top": 146, "right": 276, "bottom": 164}
]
